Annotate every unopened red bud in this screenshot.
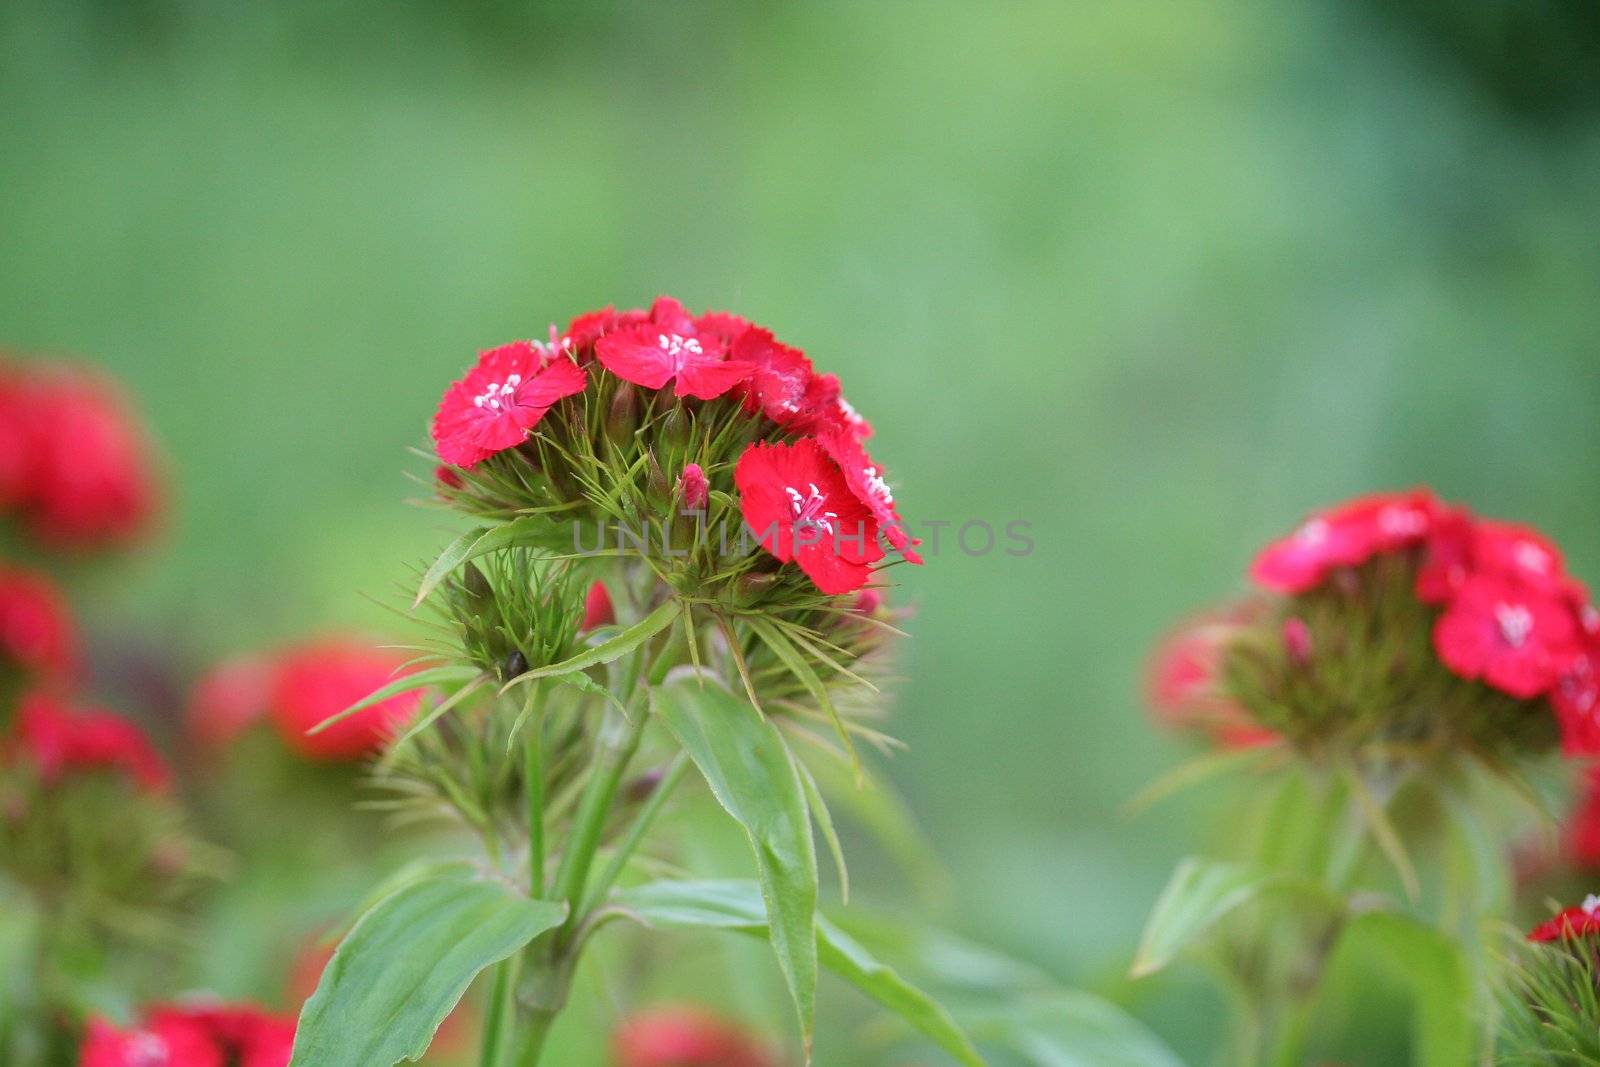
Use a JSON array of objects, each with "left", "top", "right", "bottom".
[
  {"left": 854, "top": 588, "right": 883, "bottom": 616},
  {"left": 677, "top": 463, "right": 709, "bottom": 511},
  {"left": 1283, "top": 617, "right": 1313, "bottom": 665},
  {"left": 583, "top": 582, "right": 615, "bottom": 630},
  {"left": 435, "top": 465, "right": 464, "bottom": 491}
]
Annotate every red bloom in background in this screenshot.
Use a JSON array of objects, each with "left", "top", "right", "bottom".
[
  {"left": 1528, "top": 894, "right": 1600, "bottom": 943},
  {"left": 583, "top": 581, "right": 616, "bottom": 630},
  {"left": 1415, "top": 506, "right": 1477, "bottom": 604},
  {"left": 0, "top": 362, "right": 161, "bottom": 549},
  {"left": 736, "top": 439, "right": 883, "bottom": 595},
  {"left": 186, "top": 654, "right": 276, "bottom": 750},
  {"left": 1564, "top": 766, "right": 1600, "bottom": 868},
  {"left": 12, "top": 691, "right": 169, "bottom": 792},
  {"left": 1250, "top": 490, "right": 1438, "bottom": 594},
  {"left": 431, "top": 342, "right": 588, "bottom": 468},
  {"left": 816, "top": 423, "right": 922, "bottom": 564},
  {"left": 1434, "top": 575, "right": 1578, "bottom": 700},
  {"left": 0, "top": 565, "right": 77, "bottom": 679},
  {"left": 1472, "top": 520, "right": 1567, "bottom": 592},
  {"left": 268, "top": 640, "right": 421, "bottom": 761},
  {"left": 732, "top": 328, "right": 813, "bottom": 424},
  {"left": 79, "top": 1015, "right": 223, "bottom": 1067},
  {"left": 612, "top": 1007, "right": 777, "bottom": 1067},
  {"left": 1554, "top": 637, "right": 1600, "bottom": 756},
  {"left": 1145, "top": 606, "right": 1276, "bottom": 749}
]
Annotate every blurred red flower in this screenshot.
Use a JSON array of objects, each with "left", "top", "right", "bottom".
[
  {"left": 0, "top": 361, "right": 161, "bottom": 549},
  {"left": 268, "top": 640, "right": 421, "bottom": 761},
  {"left": 736, "top": 439, "right": 884, "bottom": 595},
  {"left": 186, "top": 653, "right": 275, "bottom": 750},
  {"left": 1250, "top": 490, "right": 1438, "bottom": 594},
  {"left": 1433, "top": 575, "right": 1577, "bottom": 700},
  {"left": 79, "top": 1015, "right": 223, "bottom": 1067},
  {"left": 431, "top": 341, "right": 588, "bottom": 468},
  {"left": 12, "top": 690, "right": 169, "bottom": 792},
  {"left": 583, "top": 581, "right": 616, "bottom": 630},
  {"left": 1528, "top": 894, "right": 1600, "bottom": 942},
  {"left": 612, "top": 1007, "right": 777, "bottom": 1067},
  {"left": 1145, "top": 607, "right": 1276, "bottom": 749},
  {"left": 0, "top": 564, "right": 77, "bottom": 680}
]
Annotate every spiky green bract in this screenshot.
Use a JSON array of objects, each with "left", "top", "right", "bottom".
[
  {"left": 1224, "top": 553, "right": 1558, "bottom": 767},
  {"left": 1497, "top": 935, "right": 1600, "bottom": 1064},
  {"left": 441, "top": 555, "right": 583, "bottom": 683}
]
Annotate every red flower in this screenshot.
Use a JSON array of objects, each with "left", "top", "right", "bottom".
[
  {"left": 12, "top": 691, "right": 169, "bottom": 792},
  {"left": 735, "top": 439, "right": 883, "bottom": 595},
  {"left": 1565, "top": 766, "right": 1600, "bottom": 868},
  {"left": 1528, "top": 895, "right": 1600, "bottom": 942},
  {"left": 561, "top": 305, "right": 649, "bottom": 358},
  {"left": 1251, "top": 490, "right": 1438, "bottom": 594},
  {"left": 1145, "top": 607, "right": 1276, "bottom": 749},
  {"left": 1554, "top": 637, "right": 1600, "bottom": 755},
  {"left": 731, "top": 328, "right": 813, "bottom": 424},
  {"left": 612, "top": 1007, "right": 776, "bottom": 1067},
  {"left": 0, "top": 565, "right": 77, "bottom": 679},
  {"left": 596, "top": 301, "right": 754, "bottom": 400},
  {"left": 434, "top": 464, "right": 464, "bottom": 491},
  {"left": 79, "top": 1016, "right": 224, "bottom": 1067},
  {"left": 1415, "top": 506, "right": 1476, "bottom": 604},
  {"left": 0, "top": 363, "right": 32, "bottom": 509},
  {"left": 1433, "top": 575, "right": 1578, "bottom": 699},
  {"left": 678, "top": 463, "right": 709, "bottom": 511},
  {"left": 815, "top": 424, "right": 921, "bottom": 564},
  {"left": 1472, "top": 520, "right": 1568, "bottom": 592},
  {"left": 268, "top": 640, "right": 421, "bottom": 761},
  {"left": 431, "top": 342, "right": 588, "bottom": 468},
  {"left": 788, "top": 371, "right": 873, "bottom": 440},
  {"left": 583, "top": 581, "right": 616, "bottom": 631},
  {"left": 6, "top": 364, "right": 161, "bottom": 549},
  {"left": 186, "top": 654, "right": 275, "bottom": 750},
  {"left": 143, "top": 1004, "right": 296, "bottom": 1067}
]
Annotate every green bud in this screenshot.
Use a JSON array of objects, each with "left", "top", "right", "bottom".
[
  {"left": 607, "top": 382, "right": 639, "bottom": 448},
  {"left": 733, "top": 572, "right": 778, "bottom": 609}
]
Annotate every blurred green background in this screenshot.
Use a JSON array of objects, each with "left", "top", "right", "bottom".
[{"left": 4, "top": 1, "right": 1600, "bottom": 1061}]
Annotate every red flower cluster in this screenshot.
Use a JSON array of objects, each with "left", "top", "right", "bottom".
[
  {"left": 429, "top": 297, "right": 918, "bottom": 595},
  {"left": 1527, "top": 893, "right": 1600, "bottom": 943},
  {"left": 80, "top": 1003, "right": 294, "bottom": 1067},
  {"left": 1251, "top": 491, "right": 1599, "bottom": 735},
  {"left": 0, "top": 564, "right": 77, "bottom": 680},
  {"left": 188, "top": 639, "right": 420, "bottom": 762},
  {"left": 611, "top": 1006, "right": 778, "bottom": 1067},
  {"left": 9, "top": 690, "right": 168, "bottom": 792},
  {"left": 0, "top": 358, "right": 160, "bottom": 549}
]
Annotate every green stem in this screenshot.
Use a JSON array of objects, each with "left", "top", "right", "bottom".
[
  {"left": 579, "top": 753, "right": 690, "bottom": 916},
  {"left": 548, "top": 703, "right": 648, "bottom": 932},
  {"left": 515, "top": 1009, "right": 558, "bottom": 1067},
  {"left": 524, "top": 682, "right": 545, "bottom": 897},
  {"left": 478, "top": 958, "right": 517, "bottom": 1067}
]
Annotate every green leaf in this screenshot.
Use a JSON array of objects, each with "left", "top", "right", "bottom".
[
  {"left": 796, "top": 759, "right": 849, "bottom": 903},
  {"left": 1131, "top": 858, "right": 1338, "bottom": 978},
  {"left": 505, "top": 598, "right": 679, "bottom": 688},
  {"left": 802, "top": 748, "right": 948, "bottom": 904},
  {"left": 414, "top": 516, "right": 572, "bottom": 606},
  {"left": 613, "top": 880, "right": 985, "bottom": 1067},
  {"left": 965, "top": 992, "right": 1189, "bottom": 1067},
  {"left": 290, "top": 870, "right": 566, "bottom": 1067},
  {"left": 309, "top": 665, "right": 480, "bottom": 735},
  {"left": 651, "top": 673, "right": 819, "bottom": 1046},
  {"left": 1341, "top": 911, "right": 1474, "bottom": 1067}
]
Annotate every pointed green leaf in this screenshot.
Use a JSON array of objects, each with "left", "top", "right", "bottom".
[
  {"left": 309, "top": 665, "right": 480, "bottom": 735},
  {"left": 414, "top": 516, "right": 575, "bottom": 606},
  {"left": 289, "top": 870, "right": 566, "bottom": 1067},
  {"left": 652, "top": 673, "right": 819, "bottom": 1045},
  {"left": 1131, "top": 858, "right": 1338, "bottom": 978},
  {"left": 505, "top": 598, "right": 679, "bottom": 687},
  {"left": 613, "top": 880, "right": 984, "bottom": 1067}
]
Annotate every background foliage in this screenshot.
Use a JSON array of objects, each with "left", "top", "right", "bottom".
[{"left": 3, "top": 1, "right": 1599, "bottom": 1062}]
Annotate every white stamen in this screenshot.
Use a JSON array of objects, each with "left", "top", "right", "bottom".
[
  {"left": 656, "top": 332, "right": 704, "bottom": 371},
  {"left": 785, "top": 482, "right": 838, "bottom": 535},
  {"left": 472, "top": 373, "right": 522, "bottom": 411},
  {"left": 1296, "top": 518, "right": 1330, "bottom": 546},
  {"left": 1515, "top": 541, "right": 1553, "bottom": 575},
  {"left": 863, "top": 465, "right": 892, "bottom": 505},
  {"left": 1378, "top": 506, "right": 1427, "bottom": 539},
  {"left": 1495, "top": 602, "right": 1534, "bottom": 648},
  {"left": 127, "top": 1032, "right": 171, "bottom": 1067},
  {"left": 1584, "top": 893, "right": 1600, "bottom": 915}
]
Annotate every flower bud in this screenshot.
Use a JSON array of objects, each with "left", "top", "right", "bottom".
[
  {"left": 645, "top": 451, "right": 671, "bottom": 510},
  {"left": 677, "top": 463, "right": 709, "bottom": 511},
  {"left": 660, "top": 405, "right": 692, "bottom": 455},
  {"left": 607, "top": 381, "right": 639, "bottom": 447},
  {"left": 462, "top": 562, "right": 494, "bottom": 613},
  {"left": 733, "top": 572, "right": 778, "bottom": 609},
  {"left": 503, "top": 649, "right": 529, "bottom": 682},
  {"left": 1283, "top": 616, "right": 1313, "bottom": 666},
  {"left": 583, "top": 582, "right": 615, "bottom": 630}
]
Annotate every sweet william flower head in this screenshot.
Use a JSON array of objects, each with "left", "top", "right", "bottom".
[
  {"left": 1433, "top": 575, "right": 1577, "bottom": 700},
  {"left": 269, "top": 640, "right": 421, "bottom": 761},
  {"left": 12, "top": 690, "right": 169, "bottom": 792},
  {"left": 1250, "top": 490, "right": 1438, "bottom": 594},
  {"left": 431, "top": 341, "right": 587, "bottom": 468},
  {"left": 735, "top": 438, "right": 884, "bottom": 595}
]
